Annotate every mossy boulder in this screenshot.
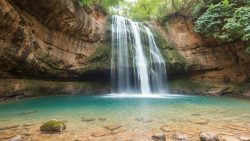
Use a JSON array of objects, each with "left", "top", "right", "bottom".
[{"left": 40, "top": 119, "right": 66, "bottom": 133}]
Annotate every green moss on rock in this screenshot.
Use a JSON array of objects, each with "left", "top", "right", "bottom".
[
  {"left": 40, "top": 119, "right": 66, "bottom": 133},
  {"left": 151, "top": 28, "right": 188, "bottom": 74},
  {"left": 85, "top": 43, "right": 111, "bottom": 71}
]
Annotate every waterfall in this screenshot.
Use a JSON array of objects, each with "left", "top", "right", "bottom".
[{"left": 111, "top": 15, "right": 168, "bottom": 94}]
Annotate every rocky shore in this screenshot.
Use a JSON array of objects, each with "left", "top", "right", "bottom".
[{"left": 0, "top": 117, "right": 249, "bottom": 141}]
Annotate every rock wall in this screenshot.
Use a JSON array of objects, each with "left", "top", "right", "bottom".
[
  {"left": 150, "top": 14, "right": 250, "bottom": 96},
  {"left": 0, "top": 0, "right": 110, "bottom": 78},
  {"left": 0, "top": 0, "right": 249, "bottom": 98},
  {"left": 0, "top": 78, "right": 110, "bottom": 100},
  {"left": 0, "top": 0, "right": 111, "bottom": 99}
]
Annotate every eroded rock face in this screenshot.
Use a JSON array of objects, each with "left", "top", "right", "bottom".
[
  {"left": 0, "top": 78, "right": 109, "bottom": 100},
  {"left": 148, "top": 14, "right": 250, "bottom": 96},
  {"left": 0, "top": 0, "right": 110, "bottom": 78},
  {"left": 164, "top": 15, "right": 250, "bottom": 84},
  {"left": 0, "top": 0, "right": 249, "bottom": 98}
]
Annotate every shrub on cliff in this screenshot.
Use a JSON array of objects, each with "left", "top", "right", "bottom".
[{"left": 194, "top": 0, "right": 250, "bottom": 53}]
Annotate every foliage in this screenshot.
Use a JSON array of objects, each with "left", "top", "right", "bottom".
[
  {"left": 79, "top": 0, "right": 93, "bottom": 8},
  {"left": 194, "top": 0, "right": 250, "bottom": 53},
  {"left": 79, "top": 0, "right": 123, "bottom": 14},
  {"left": 117, "top": 0, "right": 162, "bottom": 21},
  {"left": 117, "top": 0, "right": 198, "bottom": 21},
  {"left": 194, "top": 3, "right": 234, "bottom": 40},
  {"left": 158, "top": 0, "right": 197, "bottom": 17}
]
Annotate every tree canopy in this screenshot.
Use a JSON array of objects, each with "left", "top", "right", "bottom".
[{"left": 79, "top": 0, "right": 250, "bottom": 53}]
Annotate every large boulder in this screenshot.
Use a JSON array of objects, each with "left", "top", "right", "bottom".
[{"left": 40, "top": 119, "right": 66, "bottom": 133}]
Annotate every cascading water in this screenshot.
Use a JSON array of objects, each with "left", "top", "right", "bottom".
[{"left": 111, "top": 15, "right": 168, "bottom": 94}]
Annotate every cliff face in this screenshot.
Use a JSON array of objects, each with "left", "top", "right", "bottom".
[
  {"left": 165, "top": 15, "right": 250, "bottom": 83},
  {"left": 152, "top": 14, "right": 250, "bottom": 96},
  {"left": 0, "top": 0, "right": 249, "bottom": 99},
  {"left": 0, "top": 0, "right": 111, "bottom": 100},
  {"left": 0, "top": 0, "right": 110, "bottom": 79}
]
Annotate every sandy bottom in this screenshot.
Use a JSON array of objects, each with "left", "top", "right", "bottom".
[{"left": 0, "top": 95, "right": 249, "bottom": 141}]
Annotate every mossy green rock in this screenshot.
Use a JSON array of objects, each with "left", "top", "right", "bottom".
[{"left": 40, "top": 119, "right": 66, "bottom": 133}]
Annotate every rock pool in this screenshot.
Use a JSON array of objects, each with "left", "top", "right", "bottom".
[{"left": 0, "top": 95, "right": 249, "bottom": 141}]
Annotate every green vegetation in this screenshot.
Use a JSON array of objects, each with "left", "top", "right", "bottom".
[
  {"left": 79, "top": 0, "right": 123, "bottom": 14},
  {"left": 194, "top": 0, "right": 250, "bottom": 53},
  {"left": 121, "top": 0, "right": 162, "bottom": 21},
  {"left": 79, "top": 0, "right": 250, "bottom": 53},
  {"left": 119, "top": 0, "right": 197, "bottom": 21}
]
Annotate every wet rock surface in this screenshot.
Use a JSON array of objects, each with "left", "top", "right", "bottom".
[
  {"left": 221, "top": 135, "right": 241, "bottom": 141},
  {"left": 104, "top": 124, "right": 122, "bottom": 130},
  {"left": 40, "top": 119, "right": 66, "bottom": 133},
  {"left": 200, "top": 132, "right": 219, "bottom": 141},
  {"left": 92, "top": 128, "right": 111, "bottom": 137},
  {"left": 81, "top": 117, "right": 96, "bottom": 122},
  {"left": 152, "top": 133, "right": 166, "bottom": 141},
  {"left": 8, "top": 135, "right": 21, "bottom": 141},
  {"left": 173, "top": 132, "right": 189, "bottom": 141},
  {"left": 135, "top": 117, "right": 153, "bottom": 123}
]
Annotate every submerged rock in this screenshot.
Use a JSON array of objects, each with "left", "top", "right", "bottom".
[
  {"left": 152, "top": 133, "right": 166, "bottom": 141},
  {"left": 0, "top": 125, "right": 19, "bottom": 131},
  {"left": 22, "top": 123, "right": 35, "bottom": 127},
  {"left": 21, "top": 110, "right": 36, "bottom": 115},
  {"left": 239, "top": 135, "right": 250, "bottom": 141},
  {"left": 8, "top": 135, "right": 21, "bottom": 141},
  {"left": 104, "top": 124, "right": 122, "bottom": 130},
  {"left": 160, "top": 125, "right": 173, "bottom": 132},
  {"left": 188, "top": 118, "right": 209, "bottom": 124},
  {"left": 81, "top": 117, "right": 96, "bottom": 122},
  {"left": 92, "top": 128, "right": 111, "bottom": 137},
  {"left": 200, "top": 132, "right": 219, "bottom": 141},
  {"left": 98, "top": 117, "right": 106, "bottom": 121},
  {"left": 40, "top": 119, "right": 66, "bottom": 133},
  {"left": 221, "top": 136, "right": 240, "bottom": 141},
  {"left": 191, "top": 113, "right": 201, "bottom": 116},
  {"left": 135, "top": 117, "right": 153, "bottom": 123},
  {"left": 173, "top": 133, "right": 189, "bottom": 141}
]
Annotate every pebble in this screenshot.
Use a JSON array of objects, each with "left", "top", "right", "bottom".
[
  {"left": 21, "top": 110, "right": 36, "bottom": 115},
  {"left": 152, "top": 133, "right": 166, "bottom": 141},
  {"left": 104, "top": 124, "right": 122, "bottom": 130},
  {"left": 0, "top": 125, "right": 19, "bottom": 131},
  {"left": 200, "top": 132, "right": 219, "bottom": 141},
  {"left": 160, "top": 125, "right": 172, "bottom": 132},
  {"left": 239, "top": 135, "right": 250, "bottom": 141},
  {"left": 173, "top": 132, "right": 189, "bottom": 141},
  {"left": 221, "top": 135, "right": 240, "bottom": 141},
  {"left": 81, "top": 117, "right": 96, "bottom": 122},
  {"left": 135, "top": 117, "right": 153, "bottom": 123},
  {"left": 8, "top": 135, "right": 21, "bottom": 141},
  {"left": 92, "top": 128, "right": 111, "bottom": 137},
  {"left": 188, "top": 118, "right": 209, "bottom": 124}
]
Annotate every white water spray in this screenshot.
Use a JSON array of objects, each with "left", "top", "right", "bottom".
[{"left": 111, "top": 15, "right": 168, "bottom": 94}]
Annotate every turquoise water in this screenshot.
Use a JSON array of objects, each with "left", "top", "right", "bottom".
[
  {"left": 0, "top": 95, "right": 249, "bottom": 127},
  {"left": 0, "top": 95, "right": 250, "bottom": 140}
]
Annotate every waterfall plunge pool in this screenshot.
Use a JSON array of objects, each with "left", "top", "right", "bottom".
[{"left": 0, "top": 94, "right": 249, "bottom": 140}]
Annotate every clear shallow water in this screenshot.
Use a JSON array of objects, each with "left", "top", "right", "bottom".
[{"left": 0, "top": 94, "right": 250, "bottom": 140}]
